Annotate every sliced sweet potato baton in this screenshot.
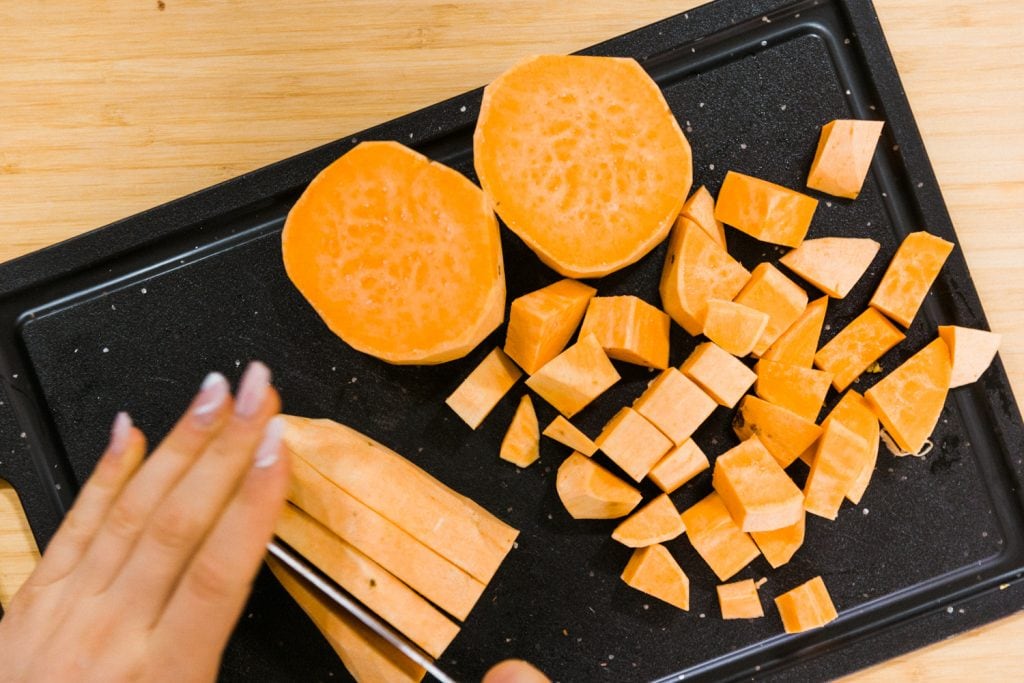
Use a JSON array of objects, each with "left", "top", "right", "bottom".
[
  {"left": 612, "top": 494, "right": 685, "bottom": 547},
  {"left": 682, "top": 341, "right": 757, "bottom": 408},
  {"left": 680, "top": 491, "right": 761, "bottom": 582},
  {"left": 596, "top": 407, "right": 673, "bottom": 482},
  {"left": 648, "top": 439, "right": 710, "bottom": 493},
  {"left": 717, "top": 578, "right": 765, "bottom": 619},
  {"left": 702, "top": 299, "right": 770, "bottom": 358},
  {"left": 556, "top": 452, "right": 642, "bottom": 519},
  {"left": 681, "top": 185, "right": 727, "bottom": 249},
  {"left": 282, "top": 140, "right": 504, "bottom": 365},
  {"left": 542, "top": 415, "right": 597, "bottom": 456},
  {"left": 814, "top": 308, "right": 905, "bottom": 392},
  {"left": 806, "top": 119, "right": 885, "bottom": 199},
  {"left": 712, "top": 436, "right": 805, "bottom": 532},
  {"left": 869, "top": 231, "right": 954, "bottom": 328},
  {"left": 633, "top": 368, "right": 717, "bottom": 446},
  {"left": 779, "top": 237, "right": 880, "bottom": 298},
  {"left": 714, "top": 170, "right": 818, "bottom": 248},
  {"left": 504, "top": 279, "right": 596, "bottom": 374},
  {"left": 525, "top": 333, "right": 620, "bottom": 417},
  {"left": 774, "top": 576, "right": 838, "bottom": 634},
  {"left": 804, "top": 420, "right": 869, "bottom": 520},
  {"left": 621, "top": 544, "right": 690, "bottom": 611},
  {"left": 755, "top": 359, "right": 833, "bottom": 422},
  {"left": 733, "top": 263, "right": 809, "bottom": 357},
  {"left": 660, "top": 217, "right": 751, "bottom": 335},
  {"left": 474, "top": 54, "right": 692, "bottom": 277},
  {"left": 446, "top": 347, "right": 522, "bottom": 429},
  {"left": 579, "top": 295, "right": 670, "bottom": 369},
  {"left": 762, "top": 296, "right": 828, "bottom": 368},
  {"left": 809, "top": 390, "right": 880, "bottom": 504},
  {"left": 865, "top": 337, "right": 952, "bottom": 454},
  {"left": 938, "top": 325, "right": 1002, "bottom": 388},
  {"left": 750, "top": 515, "right": 804, "bottom": 569},
  {"left": 500, "top": 395, "right": 540, "bottom": 467},
  {"left": 734, "top": 396, "right": 823, "bottom": 468}
]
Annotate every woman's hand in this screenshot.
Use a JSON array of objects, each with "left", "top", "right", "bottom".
[{"left": 0, "top": 362, "right": 289, "bottom": 683}]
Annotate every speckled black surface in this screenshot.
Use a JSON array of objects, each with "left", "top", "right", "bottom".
[{"left": 1, "top": 0, "right": 1022, "bottom": 680}]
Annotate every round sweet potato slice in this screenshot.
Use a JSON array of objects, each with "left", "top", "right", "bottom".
[
  {"left": 474, "top": 55, "right": 692, "bottom": 278},
  {"left": 282, "top": 141, "right": 505, "bottom": 364}
]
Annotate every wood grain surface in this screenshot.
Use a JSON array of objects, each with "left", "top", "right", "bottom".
[{"left": 1, "top": 0, "right": 1022, "bottom": 679}]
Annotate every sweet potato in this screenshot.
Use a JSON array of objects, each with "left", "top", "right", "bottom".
[
  {"left": 714, "top": 171, "right": 818, "bottom": 248},
  {"left": 804, "top": 420, "right": 869, "bottom": 520},
  {"left": 556, "top": 452, "right": 642, "bottom": 519},
  {"left": 500, "top": 395, "right": 540, "bottom": 467},
  {"left": 596, "top": 407, "right": 673, "bottom": 482},
  {"left": 612, "top": 494, "right": 685, "bottom": 547},
  {"left": 750, "top": 515, "right": 804, "bottom": 569},
  {"left": 755, "top": 359, "right": 833, "bottom": 422},
  {"left": 813, "top": 391, "right": 879, "bottom": 504},
  {"left": 869, "top": 231, "right": 954, "bottom": 328},
  {"left": 446, "top": 347, "right": 522, "bottom": 429},
  {"left": 681, "top": 185, "right": 727, "bottom": 249},
  {"left": 814, "top": 308, "right": 905, "bottom": 392},
  {"left": 703, "top": 299, "right": 770, "bottom": 357},
  {"left": 938, "top": 325, "right": 1002, "bottom": 388},
  {"left": 648, "top": 439, "right": 710, "bottom": 494},
  {"left": 779, "top": 237, "right": 880, "bottom": 298},
  {"left": 733, "top": 396, "right": 823, "bottom": 468},
  {"left": 633, "top": 368, "right": 717, "bottom": 446},
  {"left": 806, "top": 119, "right": 885, "bottom": 199},
  {"left": 733, "top": 263, "right": 809, "bottom": 357},
  {"left": 504, "top": 279, "right": 596, "bottom": 374},
  {"left": 282, "top": 140, "right": 504, "bottom": 365},
  {"left": 762, "top": 296, "right": 828, "bottom": 368},
  {"left": 774, "top": 576, "right": 838, "bottom": 634},
  {"left": 525, "top": 333, "right": 621, "bottom": 417},
  {"left": 680, "top": 491, "right": 761, "bottom": 582},
  {"left": 712, "top": 436, "right": 805, "bottom": 532},
  {"left": 681, "top": 341, "right": 757, "bottom": 408},
  {"left": 542, "top": 416, "right": 597, "bottom": 456},
  {"left": 579, "top": 295, "right": 670, "bottom": 369},
  {"left": 621, "top": 544, "right": 690, "bottom": 611},
  {"left": 717, "top": 578, "right": 765, "bottom": 619},
  {"left": 474, "top": 55, "right": 692, "bottom": 277}
]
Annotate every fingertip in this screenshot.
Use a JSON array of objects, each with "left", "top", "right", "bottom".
[{"left": 482, "top": 659, "right": 550, "bottom": 683}]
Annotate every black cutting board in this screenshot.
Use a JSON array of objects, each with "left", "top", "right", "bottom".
[{"left": 1, "top": 0, "right": 1022, "bottom": 680}]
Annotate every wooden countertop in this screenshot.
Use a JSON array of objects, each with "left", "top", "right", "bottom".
[{"left": 1, "top": 0, "right": 1021, "bottom": 678}]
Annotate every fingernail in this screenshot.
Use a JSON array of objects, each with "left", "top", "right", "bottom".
[
  {"left": 109, "top": 412, "right": 133, "bottom": 454},
  {"left": 193, "top": 372, "right": 230, "bottom": 424},
  {"left": 254, "top": 416, "right": 283, "bottom": 468},
  {"left": 235, "top": 361, "right": 272, "bottom": 418}
]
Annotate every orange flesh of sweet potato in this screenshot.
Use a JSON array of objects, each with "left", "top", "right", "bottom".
[
  {"left": 275, "top": 504, "right": 459, "bottom": 658},
  {"left": 556, "top": 452, "right": 643, "bottom": 519},
  {"left": 774, "top": 576, "right": 838, "bottom": 634},
  {"left": 814, "top": 308, "right": 906, "bottom": 392},
  {"left": 474, "top": 55, "right": 692, "bottom": 278},
  {"left": 714, "top": 170, "right": 818, "bottom": 248},
  {"left": 755, "top": 359, "right": 833, "bottom": 422},
  {"left": 733, "top": 395, "right": 823, "bottom": 468},
  {"left": 680, "top": 491, "right": 761, "bottom": 582},
  {"left": 734, "top": 263, "right": 809, "bottom": 357},
  {"left": 865, "top": 337, "right": 952, "bottom": 453},
  {"left": 500, "top": 394, "right": 540, "bottom": 467},
  {"left": 446, "top": 347, "right": 522, "bottom": 429},
  {"left": 660, "top": 217, "right": 752, "bottom": 335},
  {"left": 750, "top": 514, "right": 805, "bottom": 569},
  {"left": 869, "top": 231, "right": 955, "bottom": 328},
  {"left": 282, "top": 140, "right": 504, "bottom": 365},
  {"left": 579, "top": 295, "right": 670, "bottom": 369},
  {"left": 804, "top": 420, "right": 869, "bottom": 520},
  {"left": 682, "top": 185, "right": 727, "bottom": 249},
  {"left": 648, "top": 439, "right": 710, "bottom": 493},
  {"left": 938, "top": 325, "right": 1002, "bottom": 388},
  {"left": 504, "top": 279, "right": 596, "bottom": 374},
  {"left": 525, "top": 333, "right": 621, "bottom": 417},
  {"left": 807, "top": 119, "right": 885, "bottom": 199},
  {"left": 762, "top": 296, "right": 828, "bottom": 368},
  {"left": 779, "top": 237, "right": 880, "bottom": 298},
  {"left": 703, "top": 299, "right": 770, "bottom": 358},
  {"left": 596, "top": 407, "right": 674, "bottom": 482},
  {"left": 681, "top": 341, "right": 757, "bottom": 408},
  {"left": 633, "top": 368, "right": 717, "bottom": 446},
  {"left": 717, "top": 579, "right": 765, "bottom": 619},
  {"left": 542, "top": 415, "right": 597, "bottom": 456},
  {"left": 612, "top": 493, "right": 686, "bottom": 547},
  {"left": 621, "top": 544, "right": 690, "bottom": 611},
  {"left": 712, "top": 436, "right": 805, "bottom": 532},
  {"left": 817, "top": 390, "right": 880, "bottom": 504},
  {"left": 268, "top": 557, "right": 427, "bottom": 683}
]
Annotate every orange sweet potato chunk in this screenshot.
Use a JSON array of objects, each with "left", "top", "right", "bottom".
[
  {"left": 814, "top": 308, "right": 905, "bottom": 392},
  {"left": 751, "top": 515, "right": 804, "bottom": 569},
  {"left": 682, "top": 185, "right": 727, "bottom": 249},
  {"left": 580, "top": 295, "right": 670, "bottom": 369},
  {"left": 633, "top": 368, "right": 717, "bottom": 446},
  {"left": 682, "top": 341, "right": 757, "bottom": 408},
  {"left": 733, "top": 396, "right": 823, "bottom": 468},
  {"left": 648, "top": 439, "right": 710, "bottom": 493},
  {"left": 807, "top": 119, "right": 885, "bottom": 199},
  {"left": 282, "top": 140, "right": 504, "bottom": 365},
  {"left": 621, "top": 544, "right": 690, "bottom": 611},
  {"left": 779, "top": 237, "right": 880, "bottom": 298},
  {"left": 703, "top": 299, "right": 770, "bottom": 357},
  {"left": 717, "top": 579, "right": 765, "bottom": 619},
  {"left": 714, "top": 170, "right": 818, "bottom": 248},
  {"left": 612, "top": 493, "right": 685, "bottom": 547},
  {"left": 525, "top": 333, "right": 621, "bottom": 417},
  {"left": 774, "top": 576, "right": 838, "bottom": 634},
  {"left": 596, "top": 407, "right": 673, "bottom": 482},
  {"left": 500, "top": 395, "right": 540, "bottom": 467},
  {"left": 474, "top": 55, "right": 692, "bottom": 277},
  {"left": 660, "top": 217, "right": 751, "bottom": 335},
  {"left": 869, "top": 231, "right": 954, "bottom": 328},
  {"left": 815, "top": 391, "right": 879, "bottom": 504},
  {"left": 712, "top": 436, "right": 805, "bottom": 532},
  {"left": 762, "top": 296, "right": 828, "bottom": 368},
  {"left": 681, "top": 491, "right": 761, "bottom": 582},
  {"left": 557, "top": 452, "right": 642, "bottom": 519},
  {"left": 804, "top": 420, "right": 869, "bottom": 520},
  {"left": 755, "top": 359, "right": 833, "bottom": 421},
  {"left": 446, "top": 347, "right": 522, "bottom": 429},
  {"left": 504, "top": 279, "right": 596, "bottom": 374},
  {"left": 865, "top": 337, "right": 952, "bottom": 453},
  {"left": 542, "top": 416, "right": 597, "bottom": 456},
  {"left": 734, "top": 263, "right": 809, "bottom": 357},
  {"left": 938, "top": 325, "right": 1002, "bottom": 388}
]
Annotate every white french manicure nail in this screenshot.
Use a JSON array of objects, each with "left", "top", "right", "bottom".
[
  {"left": 254, "top": 416, "right": 283, "bottom": 469},
  {"left": 109, "top": 412, "right": 133, "bottom": 454},
  {"left": 193, "top": 372, "right": 230, "bottom": 424},
  {"left": 235, "top": 362, "right": 271, "bottom": 418}
]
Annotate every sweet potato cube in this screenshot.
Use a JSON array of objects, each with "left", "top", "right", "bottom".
[
  {"left": 681, "top": 342, "right": 756, "bottom": 410},
  {"left": 681, "top": 491, "right": 761, "bottom": 582},
  {"left": 751, "top": 515, "right": 804, "bottom": 569},
  {"left": 542, "top": 416, "right": 597, "bottom": 456},
  {"left": 869, "top": 231, "right": 954, "bottom": 328},
  {"left": 779, "top": 237, "right": 880, "bottom": 298},
  {"left": 815, "top": 391, "right": 879, "bottom": 504},
  {"left": 938, "top": 325, "right": 1002, "bottom": 388},
  {"left": 814, "top": 308, "right": 905, "bottom": 392},
  {"left": 557, "top": 452, "right": 642, "bottom": 519},
  {"left": 579, "top": 295, "right": 670, "bottom": 369},
  {"left": 446, "top": 347, "right": 522, "bottom": 429},
  {"left": 633, "top": 368, "right": 717, "bottom": 446},
  {"left": 504, "top": 279, "right": 596, "bottom": 374},
  {"left": 865, "top": 337, "right": 951, "bottom": 454},
  {"left": 660, "top": 217, "right": 751, "bottom": 335},
  {"left": 755, "top": 359, "right": 833, "bottom": 421},
  {"left": 734, "top": 263, "right": 809, "bottom": 357},
  {"left": 648, "top": 439, "right": 710, "bottom": 493},
  {"left": 596, "top": 407, "right": 673, "bottom": 482},
  {"left": 774, "top": 576, "right": 838, "bottom": 634},
  {"left": 621, "top": 544, "right": 690, "bottom": 611},
  {"left": 715, "top": 170, "right": 818, "bottom": 248},
  {"left": 500, "top": 395, "right": 539, "bottom": 467},
  {"left": 703, "top": 299, "right": 770, "bottom": 357},
  {"left": 612, "top": 493, "right": 685, "bottom": 547},
  {"left": 762, "top": 296, "right": 828, "bottom": 368},
  {"left": 717, "top": 579, "right": 765, "bottom": 619},
  {"left": 804, "top": 420, "right": 869, "bottom": 520},
  {"left": 682, "top": 185, "right": 727, "bottom": 249},
  {"left": 712, "top": 436, "right": 805, "bottom": 532},
  {"left": 526, "top": 333, "right": 620, "bottom": 417},
  {"left": 807, "top": 119, "right": 885, "bottom": 199},
  {"left": 733, "top": 396, "right": 823, "bottom": 468}
]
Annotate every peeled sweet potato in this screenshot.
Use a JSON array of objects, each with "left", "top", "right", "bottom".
[
  {"left": 621, "top": 544, "right": 690, "bottom": 611},
  {"left": 938, "top": 325, "right": 1002, "bottom": 388},
  {"left": 446, "top": 347, "right": 522, "bottom": 429},
  {"left": 733, "top": 263, "right": 809, "bottom": 357},
  {"left": 556, "top": 452, "right": 642, "bottom": 519},
  {"left": 633, "top": 368, "right": 717, "bottom": 446},
  {"left": 804, "top": 420, "right": 869, "bottom": 520},
  {"left": 648, "top": 440, "right": 710, "bottom": 494},
  {"left": 542, "top": 416, "right": 597, "bottom": 456},
  {"left": 755, "top": 359, "right": 833, "bottom": 422},
  {"left": 596, "top": 407, "right": 673, "bottom": 482},
  {"left": 500, "top": 395, "right": 540, "bottom": 467},
  {"left": 813, "top": 390, "right": 879, "bottom": 504},
  {"left": 680, "top": 491, "right": 761, "bottom": 582},
  {"left": 579, "top": 295, "right": 670, "bottom": 369},
  {"left": 779, "top": 237, "right": 880, "bottom": 298},
  {"left": 681, "top": 341, "right": 757, "bottom": 408},
  {"left": 703, "top": 299, "right": 770, "bottom": 358},
  {"left": 806, "top": 119, "right": 885, "bottom": 199},
  {"left": 774, "top": 576, "right": 838, "bottom": 634},
  {"left": 869, "top": 231, "right": 954, "bottom": 328},
  {"left": 525, "top": 333, "right": 620, "bottom": 417},
  {"left": 681, "top": 185, "right": 727, "bottom": 249},
  {"left": 715, "top": 171, "right": 818, "bottom": 248},
  {"left": 814, "top": 308, "right": 905, "bottom": 392},
  {"left": 717, "top": 578, "right": 765, "bottom": 620},
  {"left": 504, "top": 279, "right": 596, "bottom": 374},
  {"left": 762, "top": 296, "right": 828, "bottom": 368},
  {"left": 733, "top": 396, "right": 823, "bottom": 468},
  {"left": 612, "top": 493, "right": 685, "bottom": 547},
  {"left": 750, "top": 515, "right": 804, "bottom": 569},
  {"left": 712, "top": 436, "right": 805, "bottom": 532}
]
